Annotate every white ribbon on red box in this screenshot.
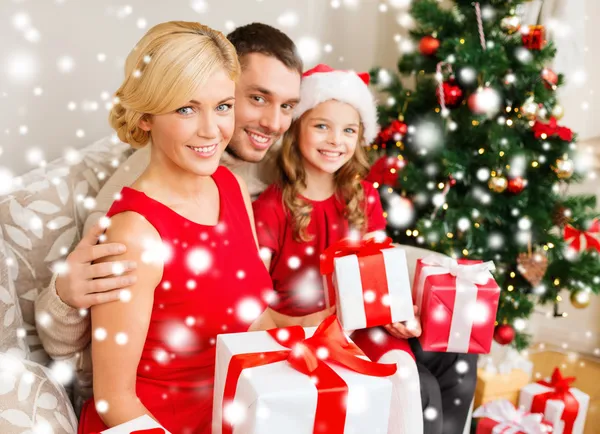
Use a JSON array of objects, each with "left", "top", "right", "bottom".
[{"left": 415, "top": 254, "right": 496, "bottom": 353}]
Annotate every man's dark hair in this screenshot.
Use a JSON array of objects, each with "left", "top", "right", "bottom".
[{"left": 227, "top": 23, "right": 303, "bottom": 75}]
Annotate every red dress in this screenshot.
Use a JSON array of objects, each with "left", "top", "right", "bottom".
[
  {"left": 252, "top": 181, "right": 415, "bottom": 362},
  {"left": 78, "top": 166, "right": 272, "bottom": 434}
]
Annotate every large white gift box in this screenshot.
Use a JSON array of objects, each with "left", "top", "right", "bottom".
[
  {"left": 98, "top": 415, "right": 171, "bottom": 433},
  {"left": 212, "top": 317, "right": 411, "bottom": 434}
]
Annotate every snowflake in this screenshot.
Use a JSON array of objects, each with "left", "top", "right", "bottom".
[
  {"left": 236, "top": 298, "right": 262, "bottom": 323},
  {"left": 287, "top": 256, "right": 301, "bottom": 269},
  {"left": 115, "top": 332, "right": 128, "bottom": 345},
  {"left": 385, "top": 193, "right": 414, "bottom": 228},
  {"left": 277, "top": 11, "right": 299, "bottom": 28},
  {"left": 49, "top": 361, "right": 74, "bottom": 385},
  {"left": 36, "top": 311, "right": 52, "bottom": 328},
  {"left": 6, "top": 51, "right": 38, "bottom": 83},
  {"left": 96, "top": 399, "right": 109, "bottom": 414},
  {"left": 164, "top": 322, "right": 196, "bottom": 351},
  {"left": 57, "top": 55, "right": 75, "bottom": 73},
  {"left": 424, "top": 406, "right": 438, "bottom": 421},
  {"left": 190, "top": 0, "right": 209, "bottom": 13},
  {"left": 224, "top": 400, "right": 247, "bottom": 426},
  {"left": 296, "top": 36, "right": 322, "bottom": 64}
]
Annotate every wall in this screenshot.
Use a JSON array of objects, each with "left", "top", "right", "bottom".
[{"left": 0, "top": 0, "right": 388, "bottom": 177}]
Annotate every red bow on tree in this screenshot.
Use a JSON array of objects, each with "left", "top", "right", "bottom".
[
  {"left": 564, "top": 218, "right": 600, "bottom": 252},
  {"left": 366, "top": 155, "right": 405, "bottom": 186},
  {"left": 532, "top": 117, "right": 573, "bottom": 142},
  {"left": 377, "top": 120, "right": 408, "bottom": 144}
]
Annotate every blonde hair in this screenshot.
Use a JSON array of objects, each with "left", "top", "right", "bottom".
[
  {"left": 109, "top": 21, "right": 240, "bottom": 148},
  {"left": 277, "top": 113, "right": 370, "bottom": 242}
]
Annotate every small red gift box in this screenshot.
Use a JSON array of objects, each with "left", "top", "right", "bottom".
[
  {"left": 522, "top": 25, "right": 546, "bottom": 50},
  {"left": 412, "top": 254, "right": 500, "bottom": 353},
  {"left": 474, "top": 399, "right": 553, "bottom": 433}
]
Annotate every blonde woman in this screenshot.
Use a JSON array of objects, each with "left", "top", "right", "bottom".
[{"left": 78, "top": 21, "right": 274, "bottom": 433}]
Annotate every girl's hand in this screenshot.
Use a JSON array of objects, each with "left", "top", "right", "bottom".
[{"left": 383, "top": 305, "right": 421, "bottom": 340}]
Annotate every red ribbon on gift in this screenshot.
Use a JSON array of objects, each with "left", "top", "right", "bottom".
[
  {"left": 221, "top": 315, "right": 397, "bottom": 434},
  {"left": 320, "top": 237, "right": 395, "bottom": 327},
  {"left": 564, "top": 218, "right": 600, "bottom": 252},
  {"left": 90, "top": 429, "right": 164, "bottom": 434},
  {"left": 532, "top": 117, "right": 573, "bottom": 142},
  {"left": 531, "top": 368, "right": 579, "bottom": 434}
]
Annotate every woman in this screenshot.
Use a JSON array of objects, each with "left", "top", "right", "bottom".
[{"left": 78, "top": 21, "right": 275, "bottom": 434}]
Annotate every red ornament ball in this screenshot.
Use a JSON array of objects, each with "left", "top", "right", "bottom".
[
  {"left": 419, "top": 36, "right": 440, "bottom": 56},
  {"left": 436, "top": 78, "right": 463, "bottom": 108},
  {"left": 541, "top": 68, "right": 558, "bottom": 90},
  {"left": 507, "top": 177, "right": 527, "bottom": 194},
  {"left": 493, "top": 324, "right": 516, "bottom": 345}
]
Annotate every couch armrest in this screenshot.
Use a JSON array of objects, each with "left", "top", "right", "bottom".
[{"left": 0, "top": 352, "right": 79, "bottom": 433}]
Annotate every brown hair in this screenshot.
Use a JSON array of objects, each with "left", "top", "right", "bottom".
[
  {"left": 276, "top": 114, "right": 370, "bottom": 242},
  {"left": 109, "top": 21, "right": 240, "bottom": 148},
  {"left": 227, "top": 22, "right": 303, "bottom": 75}
]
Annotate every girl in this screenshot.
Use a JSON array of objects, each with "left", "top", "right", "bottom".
[
  {"left": 252, "top": 63, "right": 421, "bottom": 338},
  {"left": 78, "top": 22, "right": 274, "bottom": 434}
]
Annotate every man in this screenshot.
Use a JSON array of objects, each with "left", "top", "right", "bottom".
[{"left": 35, "top": 22, "right": 476, "bottom": 433}]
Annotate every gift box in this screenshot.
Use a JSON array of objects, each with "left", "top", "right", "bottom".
[
  {"left": 475, "top": 367, "right": 531, "bottom": 409},
  {"left": 320, "top": 237, "right": 415, "bottom": 330},
  {"left": 474, "top": 399, "right": 553, "bottom": 434},
  {"left": 212, "top": 316, "right": 407, "bottom": 434},
  {"left": 521, "top": 25, "right": 546, "bottom": 50},
  {"left": 94, "top": 415, "right": 171, "bottom": 434},
  {"left": 412, "top": 254, "right": 500, "bottom": 353},
  {"left": 518, "top": 368, "right": 589, "bottom": 434}
]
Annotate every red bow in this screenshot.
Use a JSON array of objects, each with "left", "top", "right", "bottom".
[
  {"left": 365, "top": 155, "right": 405, "bottom": 186},
  {"left": 532, "top": 117, "right": 573, "bottom": 142},
  {"left": 222, "top": 316, "right": 397, "bottom": 434},
  {"left": 377, "top": 120, "right": 408, "bottom": 143},
  {"left": 564, "top": 218, "right": 600, "bottom": 252},
  {"left": 302, "top": 63, "right": 370, "bottom": 85},
  {"left": 90, "top": 429, "right": 165, "bottom": 434},
  {"left": 532, "top": 368, "right": 579, "bottom": 434},
  {"left": 319, "top": 237, "right": 393, "bottom": 276}
]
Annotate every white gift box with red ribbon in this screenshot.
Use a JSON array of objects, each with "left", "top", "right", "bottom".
[
  {"left": 320, "top": 238, "right": 415, "bottom": 330},
  {"left": 212, "top": 317, "right": 413, "bottom": 434},
  {"left": 98, "top": 415, "right": 171, "bottom": 434}
]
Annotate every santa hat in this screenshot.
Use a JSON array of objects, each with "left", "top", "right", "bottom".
[{"left": 293, "top": 64, "right": 378, "bottom": 145}]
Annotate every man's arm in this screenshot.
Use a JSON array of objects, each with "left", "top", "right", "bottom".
[
  {"left": 35, "top": 146, "right": 150, "bottom": 359},
  {"left": 35, "top": 221, "right": 137, "bottom": 357}
]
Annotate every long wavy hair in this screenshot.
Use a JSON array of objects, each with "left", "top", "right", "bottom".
[{"left": 276, "top": 111, "right": 370, "bottom": 242}]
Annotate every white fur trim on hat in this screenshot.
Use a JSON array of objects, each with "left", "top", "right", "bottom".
[{"left": 293, "top": 70, "right": 379, "bottom": 145}]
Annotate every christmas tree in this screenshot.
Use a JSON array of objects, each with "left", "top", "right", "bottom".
[{"left": 368, "top": 0, "right": 600, "bottom": 349}]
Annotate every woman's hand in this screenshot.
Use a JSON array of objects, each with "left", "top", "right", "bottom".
[{"left": 383, "top": 305, "right": 421, "bottom": 340}]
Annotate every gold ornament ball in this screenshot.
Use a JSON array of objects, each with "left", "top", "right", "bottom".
[
  {"left": 521, "top": 99, "right": 539, "bottom": 120},
  {"left": 552, "top": 104, "right": 565, "bottom": 120},
  {"left": 554, "top": 158, "right": 574, "bottom": 179},
  {"left": 488, "top": 175, "right": 508, "bottom": 193},
  {"left": 501, "top": 16, "right": 521, "bottom": 34},
  {"left": 570, "top": 289, "right": 591, "bottom": 309}
]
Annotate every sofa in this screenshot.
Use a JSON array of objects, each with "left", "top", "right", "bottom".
[{"left": 0, "top": 135, "right": 473, "bottom": 433}]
